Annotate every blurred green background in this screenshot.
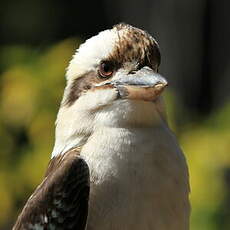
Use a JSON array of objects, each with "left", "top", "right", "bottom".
[{"left": 0, "top": 0, "right": 230, "bottom": 229}]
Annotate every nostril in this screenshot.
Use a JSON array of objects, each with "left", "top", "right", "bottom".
[{"left": 129, "top": 70, "right": 136, "bottom": 75}]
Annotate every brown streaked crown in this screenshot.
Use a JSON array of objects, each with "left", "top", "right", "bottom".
[{"left": 110, "top": 23, "right": 161, "bottom": 71}]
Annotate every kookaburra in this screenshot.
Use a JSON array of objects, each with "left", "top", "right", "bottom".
[{"left": 13, "top": 23, "right": 190, "bottom": 230}]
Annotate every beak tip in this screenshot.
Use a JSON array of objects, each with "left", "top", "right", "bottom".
[{"left": 155, "top": 80, "right": 168, "bottom": 89}]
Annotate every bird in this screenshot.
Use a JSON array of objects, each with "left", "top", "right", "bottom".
[{"left": 13, "top": 23, "right": 190, "bottom": 230}]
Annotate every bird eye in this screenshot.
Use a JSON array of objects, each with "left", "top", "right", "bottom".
[{"left": 98, "top": 61, "right": 114, "bottom": 78}]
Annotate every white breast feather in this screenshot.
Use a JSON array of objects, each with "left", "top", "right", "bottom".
[{"left": 81, "top": 122, "right": 189, "bottom": 230}]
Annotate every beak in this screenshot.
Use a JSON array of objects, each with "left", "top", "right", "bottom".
[{"left": 111, "top": 67, "right": 168, "bottom": 101}]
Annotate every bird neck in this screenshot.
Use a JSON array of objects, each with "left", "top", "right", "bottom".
[{"left": 51, "top": 98, "right": 167, "bottom": 158}]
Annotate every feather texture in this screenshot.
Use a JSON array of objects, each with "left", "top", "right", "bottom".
[{"left": 13, "top": 148, "right": 90, "bottom": 230}]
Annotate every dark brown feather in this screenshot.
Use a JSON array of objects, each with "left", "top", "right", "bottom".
[
  {"left": 13, "top": 148, "right": 90, "bottom": 230},
  {"left": 111, "top": 23, "right": 161, "bottom": 71}
]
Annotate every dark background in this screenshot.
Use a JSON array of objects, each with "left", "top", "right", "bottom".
[{"left": 0, "top": 1, "right": 230, "bottom": 229}]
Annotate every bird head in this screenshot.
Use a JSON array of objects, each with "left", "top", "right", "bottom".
[{"left": 52, "top": 23, "right": 168, "bottom": 157}]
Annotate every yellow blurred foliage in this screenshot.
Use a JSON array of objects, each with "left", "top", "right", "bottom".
[
  {"left": 0, "top": 172, "right": 13, "bottom": 225},
  {"left": 0, "top": 39, "right": 229, "bottom": 229}
]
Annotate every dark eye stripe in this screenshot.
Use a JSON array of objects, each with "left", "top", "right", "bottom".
[{"left": 63, "top": 71, "right": 101, "bottom": 107}]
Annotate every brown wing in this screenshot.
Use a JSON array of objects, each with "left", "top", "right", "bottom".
[{"left": 13, "top": 148, "right": 90, "bottom": 230}]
